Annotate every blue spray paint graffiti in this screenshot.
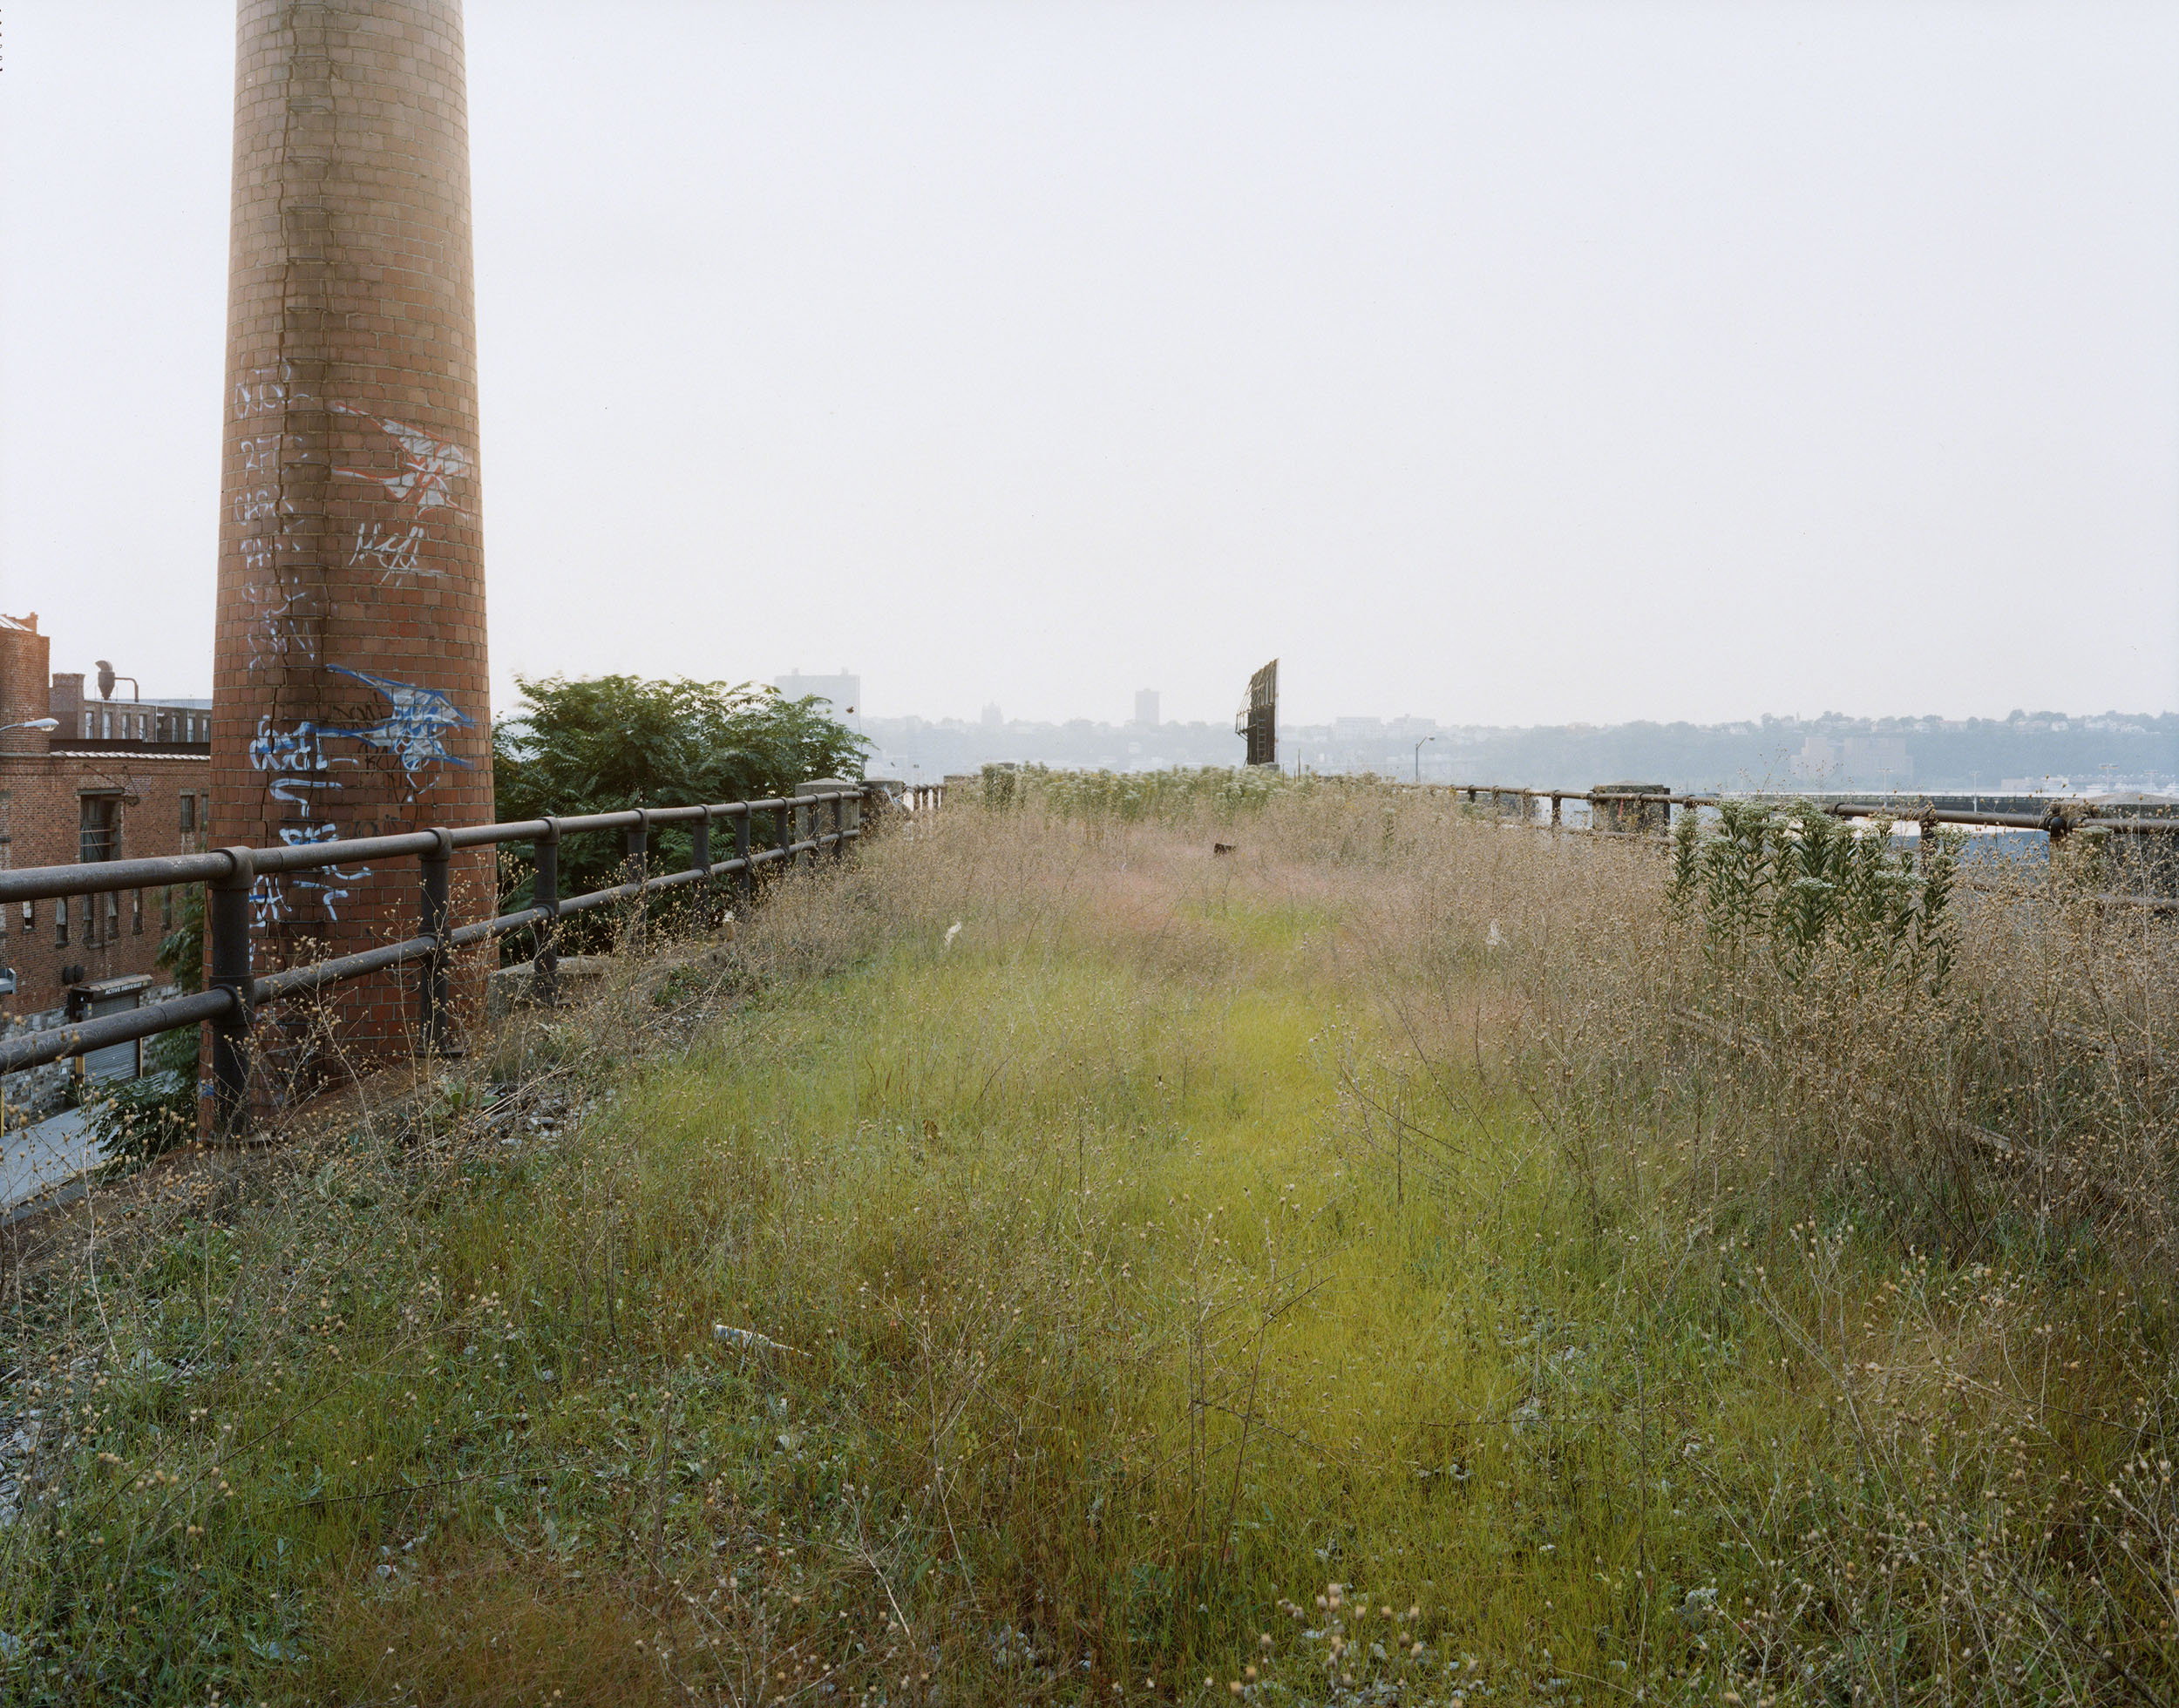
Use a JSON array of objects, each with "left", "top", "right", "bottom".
[
  {"left": 322, "top": 666, "right": 472, "bottom": 788},
  {"left": 243, "top": 668, "right": 471, "bottom": 925}
]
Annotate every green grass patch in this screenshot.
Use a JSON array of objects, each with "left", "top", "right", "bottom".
[{"left": 0, "top": 798, "right": 2169, "bottom": 1705}]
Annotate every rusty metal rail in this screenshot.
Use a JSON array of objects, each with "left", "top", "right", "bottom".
[
  {"left": 0, "top": 785, "right": 877, "bottom": 1135},
  {"left": 1436, "top": 783, "right": 2179, "bottom": 910},
  {"left": 1443, "top": 783, "right": 2179, "bottom": 837}
]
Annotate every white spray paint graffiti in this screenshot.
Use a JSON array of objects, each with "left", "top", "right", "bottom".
[
  {"left": 251, "top": 824, "right": 371, "bottom": 929},
  {"left": 330, "top": 403, "right": 470, "bottom": 583},
  {"left": 242, "top": 578, "right": 323, "bottom": 672},
  {"left": 251, "top": 716, "right": 335, "bottom": 776},
  {"left": 234, "top": 362, "right": 303, "bottom": 420},
  {"left": 235, "top": 424, "right": 327, "bottom": 670},
  {"left": 346, "top": 520, "right": 434, "bottom": 581},
  {"left": 246, "top": 719, "right": 371, "bottom": 925}
]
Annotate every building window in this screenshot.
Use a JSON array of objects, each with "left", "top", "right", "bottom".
[
  {"left": 132, "top": 890, "right": 143, "bottom": 936},
  {"left": 160, "top": 886, "right": 173, "bottom": 932},
  {"left": 82, "top": 711, "right": 94, "bottom": 738},
  {"left": 99, "top": 711, "right": 111, "bottom": 740},
  {"left": 54, "top": 900, "right": 66, "bottom": 947},
  {"left": 199, "top": 793, "right": 210, "bottom": 842},
  {"left": 186, "top": 715, "right": 197, "bottom": 741},
  {"left": 20, "top": 901, "right": 31, "bottom": 935},
  {"left": 80, "top": 796, "right": 119, "bottom": 864},
  {"left": 106, "top": 893, "right": 120, "bottom": 939},
  {"left": 180, "top": 792, "right": 195, "bottom": 835}
]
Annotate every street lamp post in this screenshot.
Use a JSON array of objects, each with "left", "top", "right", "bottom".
[
  {"left": 0, "top": 719, "right": 58, "bottom": 735},
  {"left": 1414, "top": 735, "right": 1436, "bottom": 783}
]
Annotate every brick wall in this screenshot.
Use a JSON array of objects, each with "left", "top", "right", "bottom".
[
  {"left": 0, "top": 751, "right": 212, "bottom": 1017},
  {"left": 213, "top": 0, "right": 493, "bottom": 1084},
  {"left": 0, "top": 619, "right": 46, "bottom": 755}
]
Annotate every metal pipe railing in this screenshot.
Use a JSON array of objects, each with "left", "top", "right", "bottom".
[
  {"left": 1431, "top": 781, "right": 2179, "bottom": 909},
  {"left": 0, "top": 785, "right": 878, "bottom": 1136},
  {"left": 1442, "top": 783, "right": 2179, "bottom": 837}
]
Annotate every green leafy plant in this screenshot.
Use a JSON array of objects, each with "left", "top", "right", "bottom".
[
  {"left": 492, "top": 674, "right": 868, "bottom": 936},
  {"left": 1675, "top": 799, "right": 1958, "bottom": 991},
  {"left": 84, "top": 1025, "right": 200, "bottom": 1166},
  {"left": 156, "top": 882, "right": 206, "bottom": 993}
]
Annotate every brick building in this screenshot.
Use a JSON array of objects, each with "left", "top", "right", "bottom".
[
  {"left": 1, "top": 614, "right": 211, "bottom": 1117},
  {"left": 50, "top": 671, "right": 213, "bottom": 748}
]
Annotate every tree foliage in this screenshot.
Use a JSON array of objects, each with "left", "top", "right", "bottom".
[{"left": 492, "top": 674, "right": 867, "bottom": 917}]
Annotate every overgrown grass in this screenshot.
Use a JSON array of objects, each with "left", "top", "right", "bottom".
[{"left": 0, "top": 783, "right": 2173, "bottom": 1705}]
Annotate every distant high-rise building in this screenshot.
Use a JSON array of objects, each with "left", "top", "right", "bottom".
[
  {"left": 981, "top": 702, "right": 1004, "bottom": 728},
  {"left": 1134, "top": 688, "right": 1159, "bottom": 727},
  {"left": 776, "top": 668, "right": 861, "bottom": 731}
]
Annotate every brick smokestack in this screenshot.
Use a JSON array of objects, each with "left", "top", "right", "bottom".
[
  {"left": 214, "top": 0, "right": 493, "bottom": 1081},
  {"left": 0, "top": 615, "right": 52, "bottom": 756}
]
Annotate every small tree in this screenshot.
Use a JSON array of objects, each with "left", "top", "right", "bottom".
[{"left": 492, "top": 674, "right": 867, "bottom": 925}]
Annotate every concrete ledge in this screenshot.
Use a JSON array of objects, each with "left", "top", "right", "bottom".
[{"left": 485, "top": 955, "right": 612, "bottom": 1025}]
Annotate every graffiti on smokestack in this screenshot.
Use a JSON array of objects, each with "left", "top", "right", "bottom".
[
  {"left": 214, "top": 0, "right": 495, "bottom": 1072},
  {"left": 234, "top": 363, "right": 326, "bottom": 672},
  {"left": 322, "top": 667, "right": 474, "bottom": 782},
  {"left": 332, "top": 402, "right": 472, "bottom": 583},
  {"left": 249, "top": 671, "right": 472, "bottom": 803}
]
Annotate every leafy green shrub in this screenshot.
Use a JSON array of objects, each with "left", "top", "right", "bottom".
[
  {"left": 157, "top": 882, "right": 205, "bottom": 993},
  {"left": 1666, "top": 798, "right": 1958, "bottom": 990},
  {"left": 85, "top": 1025, "right": 200, "bottom": 1166},
  {"left": 492, "top": 674, "right": 867, "bottom": 940}
]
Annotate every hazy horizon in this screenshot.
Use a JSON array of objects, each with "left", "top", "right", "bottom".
[{"left": 3, "top": 2, "right": 2175, "bottom": 729}]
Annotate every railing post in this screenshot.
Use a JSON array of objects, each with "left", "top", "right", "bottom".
[
  {"left": 791, "top": 799, "right": 810, "bottom": 874},
  {"left": 692, "top": 805, "right": 714, "bottom": 930},
  {"left": 1550, "top": 792, "right": 1562, "bottom": 830},
  {"left": 626, "top": 810, "right": 650, "bottom": 952},
  {"left": 208, "top": 847, "right": 255, "bottom": 1142},
  {"left": 533, "top": 818, "right": 560, "bottom": 1007},
  {"left": 831, "top": 794, "right": 846, "bottom": 864},
  {"left": 419, "top": 827, "right": 453, "bottom": 1054},
  {"left": 733, "top": 805, "right": 752, "bottom": 910}
]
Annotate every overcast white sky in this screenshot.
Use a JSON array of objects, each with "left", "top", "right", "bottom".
[{"left": 2, "top": 2, "right": 2175, "bottom": 728}]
